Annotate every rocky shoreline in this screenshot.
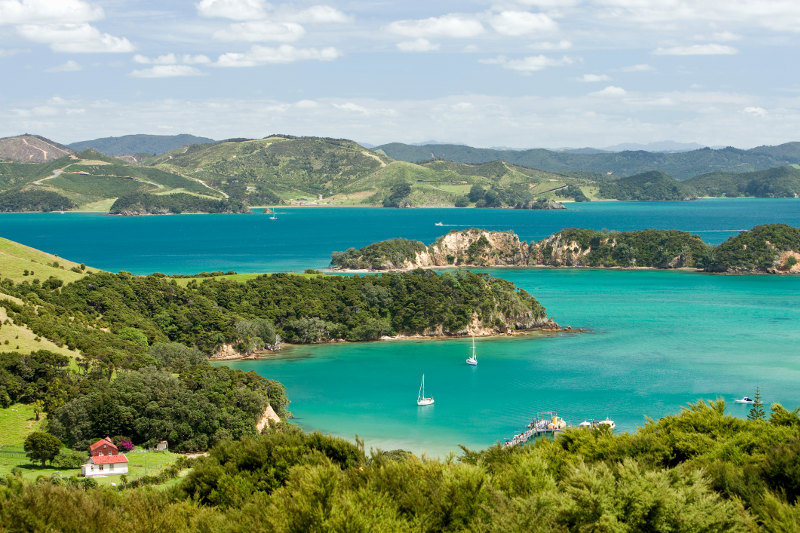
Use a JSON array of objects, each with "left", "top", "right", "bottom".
[{"left": 208, "top": 320, "right": 581, "bottom": 362}]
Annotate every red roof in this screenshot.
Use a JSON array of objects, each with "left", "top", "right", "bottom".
[
  {"left": 89, "top": 437, "right": 117, "bottom": 452},
  {"left": 90, "top": 454, "right": 128, "bottom": 464}
]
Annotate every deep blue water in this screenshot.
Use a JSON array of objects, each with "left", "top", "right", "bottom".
[{"left": 0, "top": 199, "right": 798, "bottom": 274}]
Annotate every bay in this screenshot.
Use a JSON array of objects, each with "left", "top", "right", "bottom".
[
  {"left": 226, "top": 269, "right": 800, "bottom": 455},
  {"left": 2, "top": 199, "right": 799, "bottom": 455},
  {"left": 0, "top": 198, "right": 798, "bottom": 274}
]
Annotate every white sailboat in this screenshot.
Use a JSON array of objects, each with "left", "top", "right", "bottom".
[
  {"left": 417, "top": 374, "right": 434, "bottom": 406},
  {"left": 466, "top": 336, "right": 477, "bottom": 366}
]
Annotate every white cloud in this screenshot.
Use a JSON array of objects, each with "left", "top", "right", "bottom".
[
  {"left": 213, "top": 21, "right": 306, "bottom": 42},
  {"left": 130, "top": 65, "right": 204, "bottom": 78},
  {"left": 490, "top": 11, "right": 557, "bottom": 36},
  {"left": 743, "top": 106, "right": 767, "bottom": 117},
  {"left": 283, "top": 5, "right": 351, "bottom": 24},
  {"left": 215, "top": 44, "right": 340, "bottom": 67},
  {"left": 653, "top": 43, "right": 738, "bottom": 55},
  {"left": 196, "top": 0, "right": 267, "bottom": 20},
  {"left": 46, "top": 60, "right": 82, "bottom": 72},
  {"left": 592, "top": 85, "right": 627, "bottom": 96},
  {"left": 529, "top": 39, "right": 571, "bottom": 50},
  {"left": 133, "top": 53, "right": 210, "bottom": 65},
  {"left": 617, "top": 63, "right": 653, "bottom": 72},
  {"left": 16, "top": 23, "right": 134, "bottom": 53},
  {"left": 396, "top": 38, "right": 439, "bottom": 52},
  {"left": 333, "top": 102, "right": 370, "bottom": 114},
  {"left": 387, "top": 14, "right": 484, "bottom": 39},
  {"left": 594, "top": 0, "right": 800, "bottom": 32},
  {"left": 480, "top": 54, "right": 572, "bottom": 72},
  {"left": 0, "top": 0, "right": 103, "bottom": 25},
  {"left": 579, "top": 73, "right": 611, "bottom": 82}
]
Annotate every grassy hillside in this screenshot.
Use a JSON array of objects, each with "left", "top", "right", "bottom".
[
  {"left": 0, "top": 149, "right": 225, "bottom": 211},
  {"left": 0, "top": 135, "right": 72, "bottom": 163},
  {"left": 0, "top": 237, "right": 93, "bottom": 283}
]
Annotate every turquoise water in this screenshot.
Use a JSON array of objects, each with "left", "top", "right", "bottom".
[
  {"left": 0, "top": 198, "right": 798, "bottom": 274},
  {"left": 226, "top": 269, "right": 800, "bottom": 456},
  {"left": 2, "top": 199, "right": 799, "bottom": 455}
]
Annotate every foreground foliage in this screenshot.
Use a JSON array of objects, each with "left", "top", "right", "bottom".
[{"left": 1, "top": 400, "right": 799, "bottom": 531}]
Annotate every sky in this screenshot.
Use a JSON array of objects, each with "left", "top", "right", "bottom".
[{"left": 1, "top": 0, "right": 799, "bottom": 149}]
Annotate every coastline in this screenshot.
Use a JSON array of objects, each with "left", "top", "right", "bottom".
[{"left": 208, "top": 326, "right": 579, "bottom": 362}]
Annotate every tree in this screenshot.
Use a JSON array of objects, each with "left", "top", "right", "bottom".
[
  {"left": 24, "top": 431, "right": 62, "bottom": 467},
  {"left": 468, "top": 184, "right": 485, "bottom": 203},
  {"left": 748, "top": 385, "right": 765, "bottom": 421}
]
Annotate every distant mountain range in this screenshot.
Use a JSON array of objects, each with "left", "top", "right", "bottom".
[
  {"left": 375, "top": 142, "right": 800, "bottom": 180},
  {"left": 67, "top": 133, "right": 215, "bottom": 156}
]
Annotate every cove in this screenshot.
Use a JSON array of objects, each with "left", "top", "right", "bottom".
[{"left": 224, "top": 268, "right": 800, "bottom": 456}]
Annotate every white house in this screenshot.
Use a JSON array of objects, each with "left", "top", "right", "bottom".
[{"left": 80, "top": 437, "right": 129, "bottom": 477}]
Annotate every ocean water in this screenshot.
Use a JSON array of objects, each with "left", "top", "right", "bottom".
[
  {"left": 0, "top": 198, "right": 798, "bottom": 274},
  {"left": 226, "top": 269, "right": 800, "bottom": 455},
  {"left": 1, "top": 199, "right": 799, "bottom": 455}
]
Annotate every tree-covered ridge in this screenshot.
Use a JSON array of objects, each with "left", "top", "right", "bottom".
[
  {"left": 330, "top": 225, "right": 800, "bottom": 273},
  {"left": 0, "top": 189, "right": 76, "bottom": 212},
  {"left": 378, "top": 140, "right": 800, "bottom": 179},
  {"left": 534, "top": 228, "right": 712, "bottom": 268},
  {"left": 598, "top": 171, "right": 697, "bottom": 200},
  {"left": 331, "top": 238, "right": 428, "bottom": 270},
  {"left": 109, "top": 192, "right": 249, "bottom": 215},
  {"left": 67, "top": 133, "right": 215, "bottom": 156},
  {"left": 0, "top": 269, "right": 550, "bottom": 367},
  {"left": 2, "top": 400, "right": 800, "bottom": 530},
  {"left": 687, "top": 166, "right": 800, "bottom": 198},
  {"left": 706, "top": 224, "right": 800, "bottom": 272}
]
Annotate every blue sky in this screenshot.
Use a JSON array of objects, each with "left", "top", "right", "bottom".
[{"left": 1, "top": 0, "right": 799, "bottom": 148}]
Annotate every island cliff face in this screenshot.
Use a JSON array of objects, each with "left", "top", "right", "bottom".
[{"left": 331, "top": 224, "right": 800, "bottom": 274}]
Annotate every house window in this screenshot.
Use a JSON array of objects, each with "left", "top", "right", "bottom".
[
  {"left": 110, "top": 464, "right": 114, "bottom": 470},
  {"left": 99, "top": 465, "right": 104, "bottom": 471}
]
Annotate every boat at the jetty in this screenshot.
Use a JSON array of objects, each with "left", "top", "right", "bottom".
[
  {"left": 579, "top": 418, "right": 616, "bottom": 430},
  {"left": 416, "top": 374, "right": 434, "bottom": 406},
  {"left": 735, "top": 397, "right": 755, "bottom": 404},
  {"left": 466, "top": 336, "right": 477, "bottom": 366}
]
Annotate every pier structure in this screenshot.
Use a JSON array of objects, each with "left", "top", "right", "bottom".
[{"left": 502, "top": 411, "right": 567, "bottom": 449}]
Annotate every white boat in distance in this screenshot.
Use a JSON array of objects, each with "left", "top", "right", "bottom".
[
  {"left": 417, "top": 374, "right": 434, "bottom": 406},
  {"left": 466, "top": 336, "right": 477, "bottom": 366},
  {"left": 434, "top": 221, "right": 443, "bottom": 226},
  {"left": 735, "top": 397, "right": 755, "bottom": 404}
]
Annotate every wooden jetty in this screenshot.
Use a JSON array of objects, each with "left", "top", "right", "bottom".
[{"left": 502, "top": 411, "right": 567, "bottom": 449}]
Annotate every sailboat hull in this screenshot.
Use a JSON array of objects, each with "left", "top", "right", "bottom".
[{"left": 417, "top": 398, "right": 435, "bottom": 406}]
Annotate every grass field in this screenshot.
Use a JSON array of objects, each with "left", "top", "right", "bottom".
[
  {"left": 0, "top": 306, "right": 82, "bottom": 360},
  {"left": 171, "top": 271, "right": 323, "bottom": 287},
  {"left": 0, "top": 237, "right": 94, "bottom": 283},
  {"left": 0, "top": 404, "right": 182, "bottom": 486}
]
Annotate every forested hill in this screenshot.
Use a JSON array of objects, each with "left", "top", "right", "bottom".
[
  {"left": 377, "top": 141, "right": 800, "bottom": 179},
  {"left": 331, "top": 225, "right": 800, "bottom": 273},
  {"left": 67, "top": 134, "right": 215, "bottom": 156}
]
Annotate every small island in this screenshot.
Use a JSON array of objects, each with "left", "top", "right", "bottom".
[{"left": 331, "top": 224, "right": 800, "bottom": 274}]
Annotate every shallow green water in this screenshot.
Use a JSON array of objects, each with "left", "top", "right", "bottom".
[{"left": 227, "top": 269, "right": 800, "bottom": 455}]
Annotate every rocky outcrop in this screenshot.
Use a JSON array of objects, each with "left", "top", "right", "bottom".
[
  {"left": 412, "top": 229, "right": 530, "bottom": 268},
  {"left": 257, "top": 404, "right": 281, "bottom": 432}
]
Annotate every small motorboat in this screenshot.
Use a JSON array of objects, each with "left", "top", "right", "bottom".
[
  {"left": 735, "top": 397, "right": 754, "bottom": 404},
  {"left": 434, "top": 221, "right": 444, "bottom": 226},
  {"left": 598, "top": 418, "right": 616, "bottom": 430}
]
